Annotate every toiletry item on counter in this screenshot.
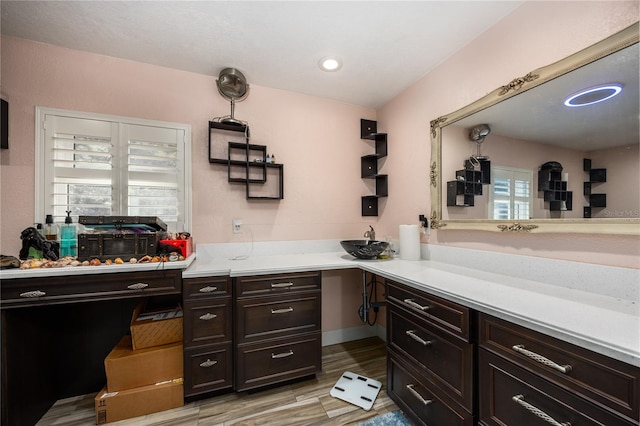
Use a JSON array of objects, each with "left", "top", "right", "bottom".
[
  {"left": 60, "top": 211, "right": 77, "bottom": 257},
  {"left": 44, "top": 214, "right": 59, "bottom": 241}
]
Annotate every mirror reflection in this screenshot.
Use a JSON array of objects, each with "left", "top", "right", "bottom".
[{"left": 440, "top": 41, "right": 639, "bottom": 223}]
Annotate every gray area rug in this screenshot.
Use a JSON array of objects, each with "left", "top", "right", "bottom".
[{"left": 356, "top": 410, "right": 412, "bottom": 425}]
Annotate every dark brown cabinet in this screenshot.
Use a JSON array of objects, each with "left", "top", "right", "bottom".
[
  {"left": 182, "top": 276, "right": 234, "bottom": 397},
  {"left": 386, "top": 279, "right": 474, "bottom": 425},
  {"left": 234, "top": 271, "right": 322, "bottom": 391},
  {"left": 478, "top": 313, "right": 639, "bottom": 426}
]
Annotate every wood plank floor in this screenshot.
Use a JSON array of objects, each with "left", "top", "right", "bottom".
[{"left": 36, "top": 337, "right": 400, "bottom": 426}]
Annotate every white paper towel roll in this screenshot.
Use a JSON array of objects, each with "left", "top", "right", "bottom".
[{"left": 399, "top": 225, "right": 421, "bottom": 261}]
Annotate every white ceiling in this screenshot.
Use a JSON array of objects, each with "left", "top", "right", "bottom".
[{"left": 0, "top": 0, "right": 525, "bottom": 108}]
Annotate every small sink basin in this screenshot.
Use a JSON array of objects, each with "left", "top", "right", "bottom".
[{"left": 340, "top": 240, "right": 389, "bottom": 259}]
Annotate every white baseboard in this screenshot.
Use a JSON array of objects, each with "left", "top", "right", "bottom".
[{"left": 322, "top": 325, "right": 386, "bottom": 346}]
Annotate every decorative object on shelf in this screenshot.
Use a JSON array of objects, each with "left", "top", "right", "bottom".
[
  {"left": 214, "top": 67, "right": 249, "bottom": 126},
  {"left": 583, "top": 158, "right": 606, "bottom": 218},
  {"left": 208, "top": 121, "right": 283, "bottom": 200},
  {"left": 446, "top": 125, "right": 491, "bottom": 207},
  {"left": 360, "top": 119, "right": 388, "bottom": 216},
  {"left": 538, "top": 161, "right": 572, "bottom": 211}
]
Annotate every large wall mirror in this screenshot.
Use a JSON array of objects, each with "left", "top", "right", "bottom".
[{"left": 430, "top": 22, "right": 639, "bottom": 235}]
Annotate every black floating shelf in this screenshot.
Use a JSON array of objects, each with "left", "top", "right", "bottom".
[{"left": 360, "top": 119, "right": 388, "bottom": 216}]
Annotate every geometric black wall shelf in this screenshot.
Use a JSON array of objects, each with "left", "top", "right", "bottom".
[
  {"left": 583, "top": 158, "right": 606, "bottom": 218},
  {"left": 209, "top": 121, "right": 283, "bottom": 200},
  {"left": 360, "top": 119, "right": 388, "bottom": 216}
]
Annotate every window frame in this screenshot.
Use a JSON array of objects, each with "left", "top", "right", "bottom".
[
  {"left": 35, "top": 106, "right": 192, "bottom": 232},
  {"left": 488, "top": 165, "right": 533, "bottom": 221}
]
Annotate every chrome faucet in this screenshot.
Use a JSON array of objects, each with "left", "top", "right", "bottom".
[{"left": 363, "top": 225, "right": 376, "bottom": 241}]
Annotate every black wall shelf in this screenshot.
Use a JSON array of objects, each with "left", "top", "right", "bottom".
[
  {"left": 209, "top": 121, "right": 283, "bottom": 200},
  {"left": 538, "top": 166, "right": 572, "bottom": 211},
  {"left": 583, "top": 158, "right": 606, "bottom": 218},
  {"left": 360, "top": 119, "right": 388, "bottom": 216}
]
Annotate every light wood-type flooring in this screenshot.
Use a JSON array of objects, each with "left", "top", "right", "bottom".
[{"left": 36, "top": 337, "right": 401, "bottom": 426}]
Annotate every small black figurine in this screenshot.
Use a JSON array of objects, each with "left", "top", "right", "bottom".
[{"left": 19, "top": 227, "right": 60, "bottom": 260}]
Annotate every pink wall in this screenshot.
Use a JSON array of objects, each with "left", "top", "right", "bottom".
[
  {"left": 1, "top": 1, "right": 638, "bottom": 273},
  {"left": 377, "top": 1, "right": 640, "bottom": 269},
  {"left": 0, "top": 36, "right": 376, "bottom": 256}
]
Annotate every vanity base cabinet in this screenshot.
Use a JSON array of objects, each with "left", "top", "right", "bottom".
[
  {"left": 478, "top": 313, "right": 639, "bottom": 426},
  {"left": 182, "top": 276, "right": 233, "bottom": 397},
  {"left": 234, "top": 271, "right": 322, "bottom": 392},
  {"left": 385, "top": 279, "right": 474, "bottom": 425}
]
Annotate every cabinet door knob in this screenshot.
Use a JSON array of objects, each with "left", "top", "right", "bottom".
[
  {"left": 19, "top": 290, "right": 46, "bottom": 298},
  {"left": 512, "top": 344, "right": 572, "bottom": 374},
  {"left": 127, "top": 282, "right": 149, "bottom": 290},
  {"left": 405, "top": 330, "right": 432, "bottom": 346},
  {"left": 271, "top": 282, "right": 294, "bottom": 288},
  {"left": 512, "top": 394, "right": 571, "bottom": 426},
  {"left": 406, "top": 384, "right": 432, "bottom": 406},
  {"left": 271, "top": 350, "right": 294, "bottom": 359},
  {"left": 403, "top": 298, "right": 429, "bottom": 311},
  {"left": 199, "top": 286, "right": 218, "bottom": 293},
  {"left": 271, "top": 307, "right": 294, "bottom": 314},
  {"left": 199, "top": 313, "right": 217, "bottom": 321},
  {"left": 199, "top": 359, "right": 218, "bottom": 368}
]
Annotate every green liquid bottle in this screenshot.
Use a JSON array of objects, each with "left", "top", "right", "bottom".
[{"left": 60, "top": 211, "right": 77, "bottom": 257}]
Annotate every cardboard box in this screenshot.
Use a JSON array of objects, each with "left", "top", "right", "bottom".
[
  {"left": 159, "top": 237, "right": 193, "bottom": 258},
  {"left": 105, "top": 335, "right": 183, "bottom": 392},
  {"left": 130, "top": 300, "right": 183, "bottom": 350},
  {"left": 94, "top": 380, "right": 183, "bottom": 424}
]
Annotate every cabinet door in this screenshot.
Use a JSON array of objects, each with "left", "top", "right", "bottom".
[
  {"left": 183, "top": 298, "right": 232, "bottom": 348},
  {"left": 479, "top": 313, "right": 639, "bottom": 422},
  {"left": 235, "top": 333, "right": 321, "bottom": 391},
  {"left": 387, "top": 353, "right": 473, "bottom": 426},
  {"left": 184, "top": 343, "right": 233, "bottom": 397},
  {"left": 386, "top": 280, "right": 471, "bottom": 341},
  {"left": 235, "top": 293, "right": 321, "bottom": 344},
  {"left": 478, "top": 349, "right": 635, "bottom": 426},
  {"left": 388, "top": 306, "right": 473, "bottom": 410}
]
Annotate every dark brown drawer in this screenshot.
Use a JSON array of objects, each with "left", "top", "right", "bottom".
[
  {"left": 386, "top": 279, "right": 470, "bottom": 341},
  {"left": 0, "top": 269, "right": 182, "bottom": 308},
  {"left": 184, "top": 298, "right": 232, "bottom": 348},
  {"left": 388, "top": 306, "right": 474, "bottom": 410},
  {"left": 235, "top": 293, "right": 321, "bottom": 344},
  {"left": 235, "top": 271, "right": 321, "bottom": 298},
  {"left": 235, "top": 333, "right": 321, "bottom": 391},
  {"left": 183, "top": 276, "right": 231, "bottom": 300},
  {"left": 184, "top": 343, "right": 233, "bottom": 397},
  {"left": 479, "top": 349, "right": 635, "bottom": 426},
  {"left": 387, "top": 353, "right": 474, "bottom": 426},
  {"left": 479, "top": 313, "right": 640, "bottom": 422}
]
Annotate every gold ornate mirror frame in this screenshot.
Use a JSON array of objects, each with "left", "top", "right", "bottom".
[{"left": 430, "top": 22, "right": 639, "bottom": 235}]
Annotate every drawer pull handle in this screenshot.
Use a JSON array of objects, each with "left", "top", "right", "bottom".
[
  {"left": 19, "top": 290, "right": 46, "bottom": 298},
  {"left": 406, "top": 384, "right": 432, "bottom": 406},
  {"left": 199, "top": 359, "right": 218, "bottom": 368},
  {"left": 199, "top": 286, "right": 218, "bottom": 293},
  {"left": 271, "top": 307, "right": 294, "bottom": 314},
  {"left": 199, "top": 313, "right": 217, "bottom": 320},
  {"left": 512, "top": 394, "right": 571, "bottom": 426},
  {"left": 406, "top": 330, "right": 432, "bottom": 346},
  {"left": 271, "top": 282, "right": 294, "bottom": 288},
  {"left": 512, "top": 345, "right": 572, "bottom": 374},
  {"left": 127, "top": 282, "right": 149, "bottom": 290},
  {"left": 271, "top": 350, "right": 294, "bottom": 359},
  {"left": 403, "top": 298, "right": 429, "bottom": 311}
]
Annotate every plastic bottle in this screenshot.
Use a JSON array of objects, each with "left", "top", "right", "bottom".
[
  {"left": 28, "top": 223, "right": 44, "bottom": 259},
  {"left": 44, "top": 214, "right": 59, "bottom": 241},
  {"left": 60, "top": 211, "right": 77, "bottom": 257}
]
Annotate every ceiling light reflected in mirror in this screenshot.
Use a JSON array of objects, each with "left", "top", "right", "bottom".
[{"left": 564, "top": 83, "right": 623, "bottom": 107}]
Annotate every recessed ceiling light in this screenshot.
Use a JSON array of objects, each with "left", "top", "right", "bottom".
[
  {"left": 319, "top": 56, "right": 342, "bottom": 72},
  {"left": 564, "top": 83, "right": 623, "bottom": 107}
]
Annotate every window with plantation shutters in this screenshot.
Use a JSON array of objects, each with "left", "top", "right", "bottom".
[
  {"left": 36, "top": 108, "right": 191, "bottom": 232},
  {"left": 488, "top": 166, "right": 533, "bottom": 220}
]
